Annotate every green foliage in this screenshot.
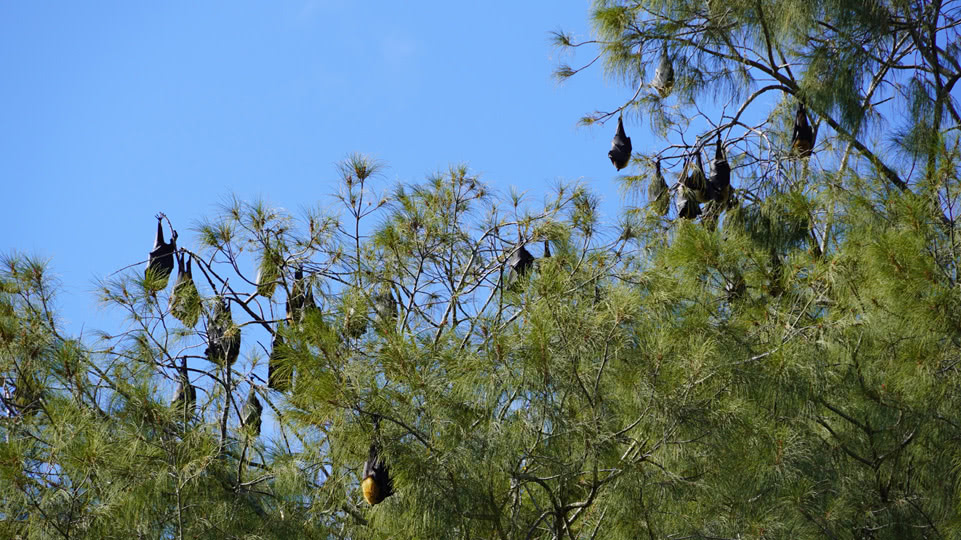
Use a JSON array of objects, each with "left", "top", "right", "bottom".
[{"left": 4, "top": 1, "right": 961, "bottom": 538}]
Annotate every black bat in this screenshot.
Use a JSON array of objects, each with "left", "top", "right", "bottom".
[
  {"left": 146, "top": 215, "right": 177, "bottom": 287},
  {"left": 676, "top": 188, "right": 702, "bottom": 220},
  {"left": 171, "top": 357, "right": 196, "bottom": 419},
  {"left": 256, "top": 252, "right": 280, "bottom": 299},
  {"left": 707, "top": 135, "right": 731, "bottom": 206},
  {"left": 608, "top": 116, "right": 632, "bottom": 171},
  {"left": 791, "top": 103, "right": 815, "bottom": 158},
  {"left": 681, "top": 152, "right": 709, "bottom": 203},
  {"left": 362, "top": 442, "right": 394, "bottom": 505},
  {"left": 170, "top": 251, "right": 200, "bottom": 327},
  {"left": 267, "top": 329, "right": 291, "bottom": 392},
  {"left": 287, "top": 268, "right": 316, "bottom": 325},
  {"left": 205, "top": 297, "right": 240, "bottom": 367},
  {"left": 242, "top": 390, "right": 263, "bottom": 437},
  {"left": 361, "top": 416, "right": 394, "bottom": 505},
  {"left": 504, "top": 244, "right": 535, "bottom": 291}
]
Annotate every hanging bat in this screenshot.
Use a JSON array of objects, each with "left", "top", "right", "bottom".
[
  {"left": 648, "top": 160, "right": 670, "bottom": 216},
  {"left": 146, "top": 215, "right": 178, "bottom": 288},
  {"left": 504, "top": 244, "right": 535, "bottom": 291},
  {"left": 170, "top": 251, "right": 201, "bottom": 327},
  {"left": 343, "top": 305, "right": 368, "bottom": 339},
  {"left": 171, "top": 357, "right": 196, "bottom": 419},
  {"left": 373, "top": 288, "right": 398, "bottom": 329},
  {"left": 361, "top": 416, "right": 394, "bottom": 505},
  {"left": 790, "top": 103, "right": 815, "bottom": 158},
  {"left": 676, "top": 187, "right": 702, "bottom": 220},
  {"left": 707, "top": 135, "right": 731, "bottom": 206},
  {"left": 256, "top": 252, "right": 281, "bottom": 299},
  {"left": 242, "top": 390, "right": 263, "bottom": 437},
  {"left": 608, "top": 116, "right": 632, "bottom": 171},
  {"left": 692, "top": 151, "right": 710, "bottom": 202},
  {"left": 12, "top": 371, "right": 41, "bottom": 417},
  {"left": 205, "top": 297, "right": 240, "bottom": 367},
  {"left": 362, "top": 443, "right": 394, "bottom": 505},
  {"left": 681, "top": 153, "right": 709, "bottom": 203},
  {"left": 652, "top": 45, "right": 674, "bottom": 98},
  {"left": 287, "top": 268, "right": 316, "bottom": 325},
  {"left": 267, "top": 329, "right": 291, "bottom": 392}
]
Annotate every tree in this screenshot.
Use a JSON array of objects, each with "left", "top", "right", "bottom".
[
  {"left": 554, "top": 0, "right": 961, "bottom": 537},
  {"left": 3, "top": 1, "right": 961, "bottom": 539}
]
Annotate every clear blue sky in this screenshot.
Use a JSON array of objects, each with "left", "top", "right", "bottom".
[{"left": 1, "top": 1, "right": 641, "bottom": 336}]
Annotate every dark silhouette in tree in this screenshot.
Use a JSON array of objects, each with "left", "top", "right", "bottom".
[
  {"left": 649, "top": 160, "right": 670, "bottom": 215},
  {"left": 267, "top": 329, "right": 290, "bottom": 392},
  {"left": 12, "top": 370, "right": 41, "bottom": 417},
  {"left": 790, "top": 103, "right": 815, "bottom": 158},
  {"left": 608, "top": 116, "right": 632, "bottom": 170},
  {"left": 707, "top": 135, "right": 731, "bottom": 206},
  {"left": 504, "top": 244, "right": 535, "bottom": 291},
  {"left": 205, "top": 297, "right": 240, "bottom": 367},
  {"left": 146, "top": 214, "right": 177, "bottom": 287},
  {"left": 287, "top": 268, "right": 316, "bottom": 325},
  {"left": 242, "top": 390, "right": 262, "bottom": 438},
  {"left": 676, "top": 187, "right": 701, "bottom": 220},
  {"left": 169, "top": 251, "right": 200, "bottom": 327},
  {"left": 170, "top": 357, "right": 195, "bottom": 419},
  {"left": 361, "top": 416, "right": 394, "bottom": 506}
]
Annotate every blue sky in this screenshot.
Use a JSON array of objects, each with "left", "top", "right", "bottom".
[{"left": 1, "top": 1, "right": 638, "bottom": 336}]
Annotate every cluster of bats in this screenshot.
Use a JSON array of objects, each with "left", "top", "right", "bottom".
[
  {"left": 144, "top": 217, "right": 263, "bottom": 439},
  {"left": 147, "top": 213, "right": 564, "bottom": 505},
  {"left": 365, "top": 91, "right": 806, "bottom": 494},
  {"left": 146, "top": 216, "right": 394, "bottom": 505},
  {"left": 609, "top": 102, "right": 814, "bottom": 220},
  {"left": 141, "top": 49, "right": 816, "bottom": 504},
  {"left": 607, "top": 46, "right": 816, "bottom": 221}
]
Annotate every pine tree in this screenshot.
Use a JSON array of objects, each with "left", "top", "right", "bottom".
[
  {"left": 2, "top": 2, "right": 960, "bottom": 539},
  {"left": 551, "top": 0, "right": 961, "bottom": 537}
]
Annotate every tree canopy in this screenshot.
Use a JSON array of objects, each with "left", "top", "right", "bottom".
[{"left": 3, "top": 1, "right": 961, "bottom": 538}]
